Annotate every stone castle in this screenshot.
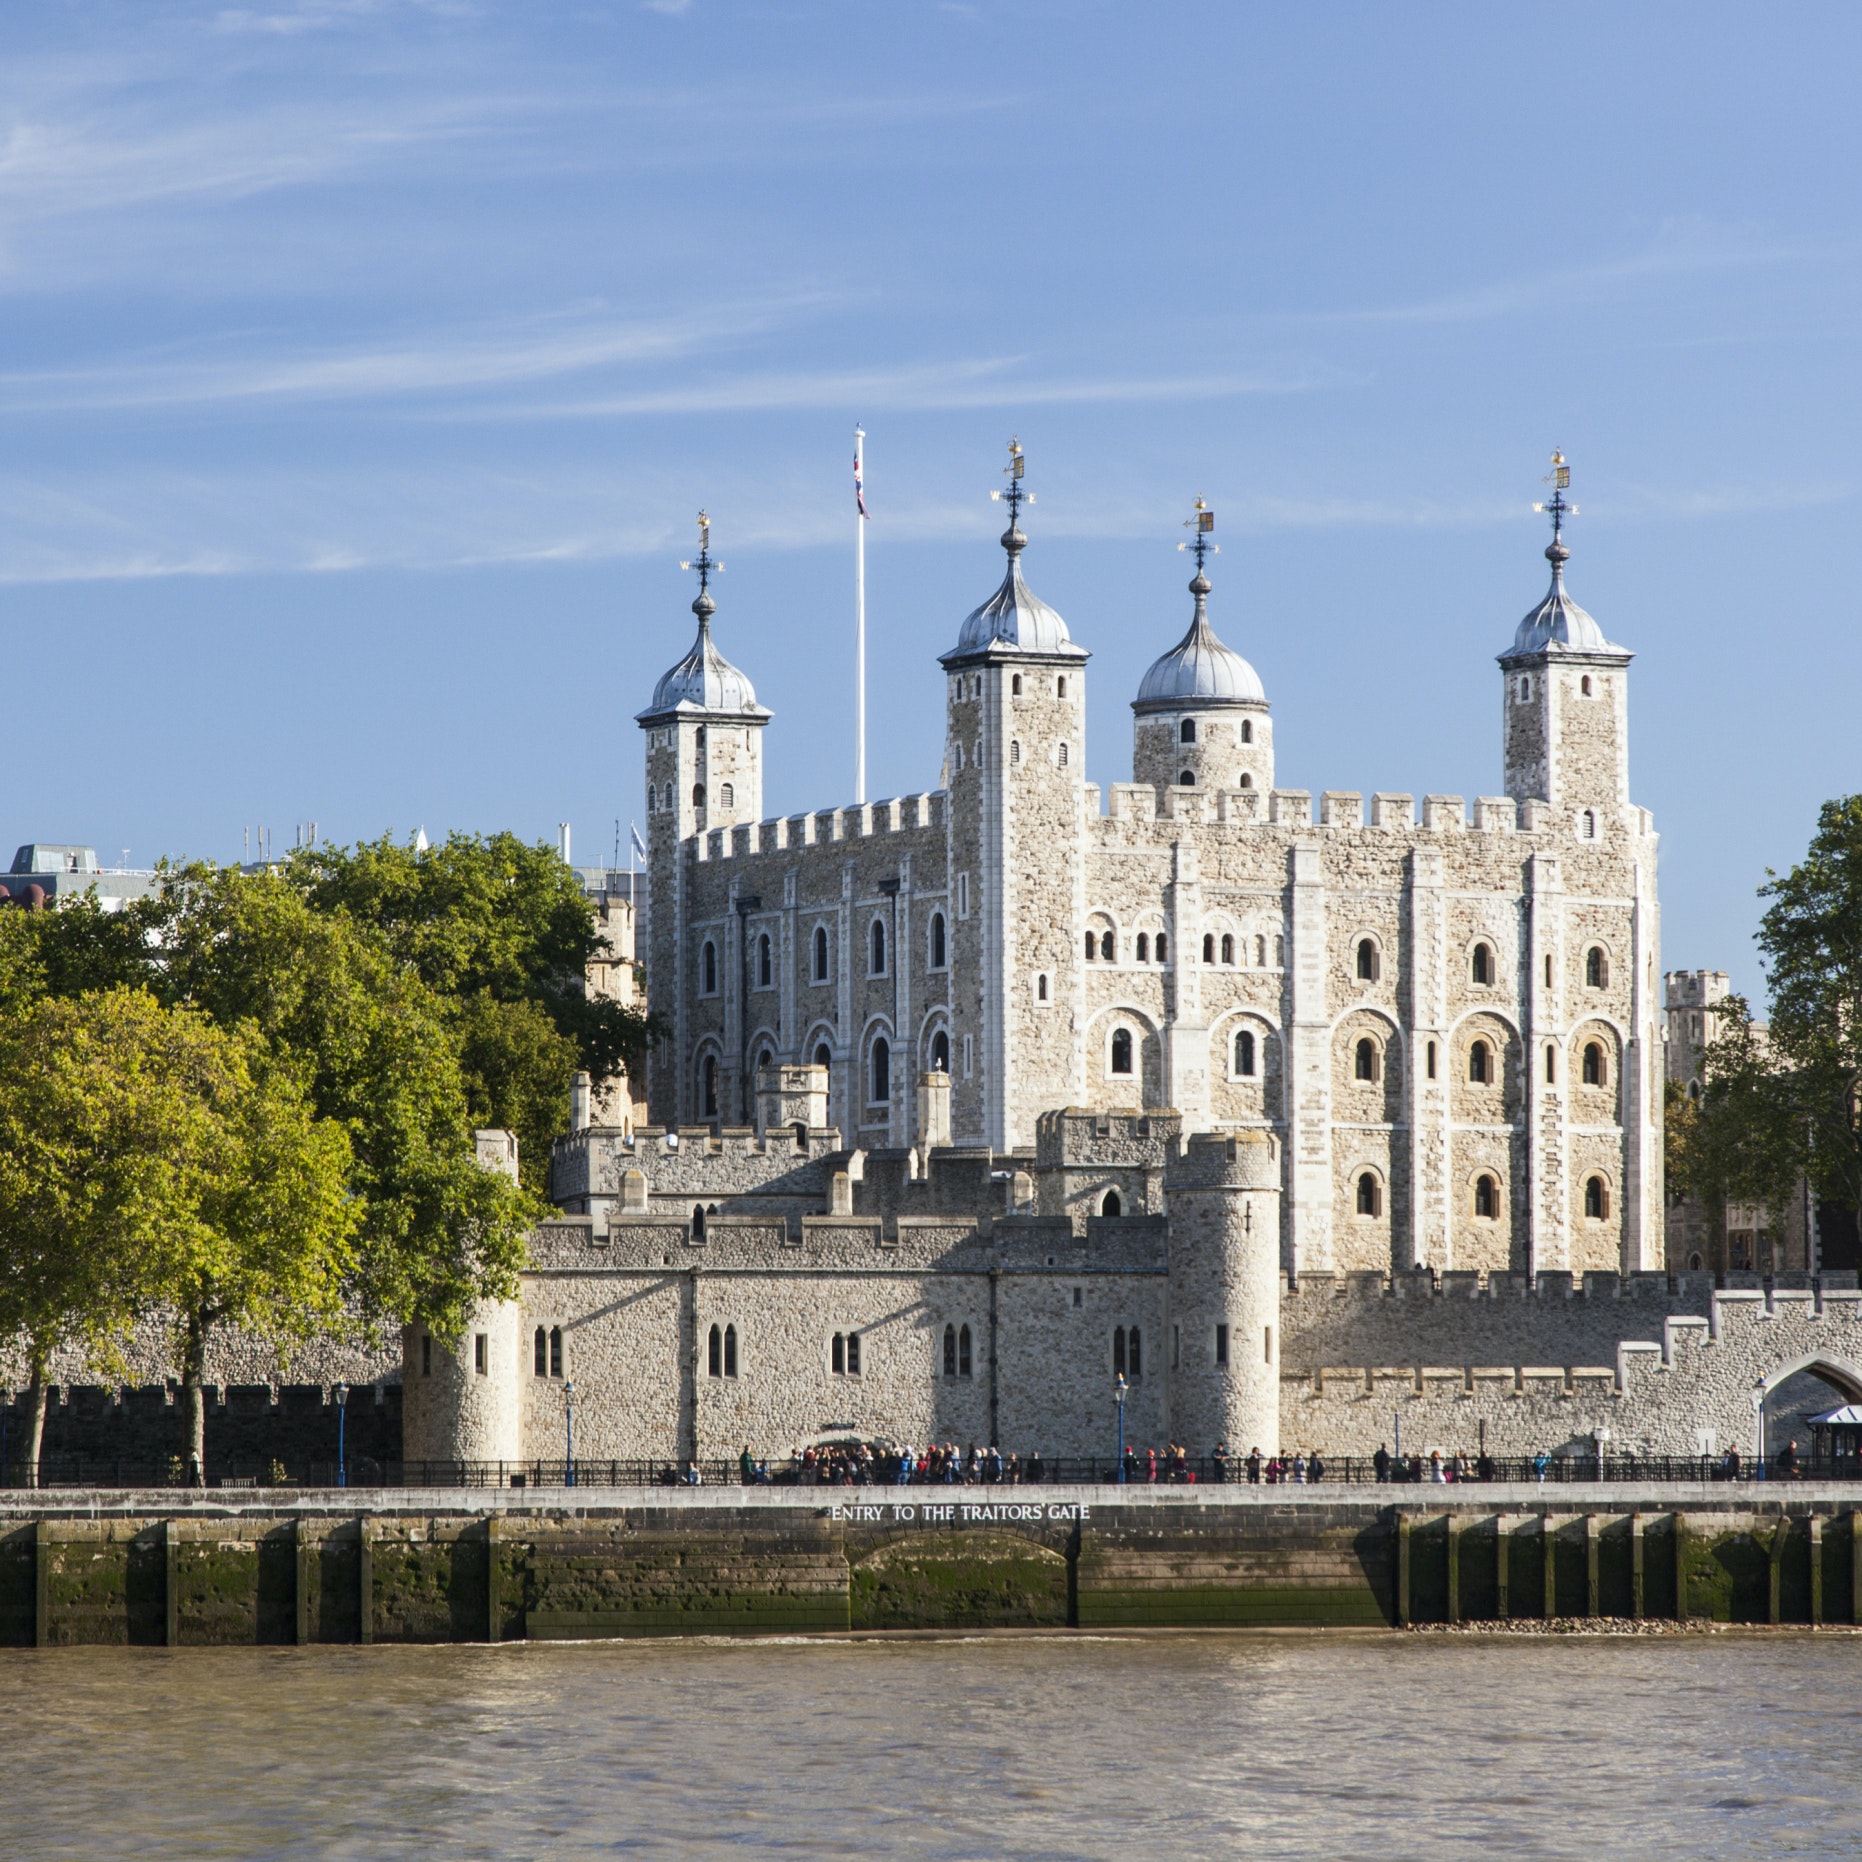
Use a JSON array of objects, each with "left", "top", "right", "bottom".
[{"left": 400, "top": 451, "right": 1861, "bottom": 1472}]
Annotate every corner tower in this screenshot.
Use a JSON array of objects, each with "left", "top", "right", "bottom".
[
  {"left": 938, "top": 440, "right": 1090, "bottom": 1150},
  {"left": 1499, "top": 455, "right": 1633, "bottom": 826},
  {"left": 636, "top": 512, "right": 771, "bottom": 1126},
  {"left": 1132, "top": 500, "right": 1272, "bottom": 799}
]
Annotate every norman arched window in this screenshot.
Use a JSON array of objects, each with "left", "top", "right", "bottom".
[
  {"left": 693, "top": 783, "right": 706, "bottom": 810},
  {"left": 533, "top": 1326, "right": 547, "bottom": 1376},
  {"left": 1058, "top": 741, "right": 1070, "bottom": 767},
  {"left": 1471, "top": 943, "right": 1493, "bottom": 985},
  {"left": 1583, "top": 1041, "right": 1605, "bottom": 1086},
  {"left": 845, "top": 1331, "right": 860, "bottom": 1375},
  {"left": 1468, "top": 1040, "right": 1492, "bottom": 1085},
  {"left": 1582, "top": 810, "right": 1597, "bottom": 840},
  {"left": 1012, "top": 673, "right": 1023, "bottom": 696},
  {"left": 1354, "top": 1037, "right": 1378, "bottom": 1082},
  {"left": 813, "top": 925, "right": 829, "bottom": 981},
  {"left": 943, "top": 1324, "right": 957, "bottom": 1377},
  {"left": 1179, "top": 769, "right": 1196, "bottom": 786},
  {"left": 870, "top": 1036, "right": 891, "bottom": 1103},
  {"left": 708, "top": 1324, "right": 722, "bottom": 1377},
  {"left": 724, "top": 1323, "right": 738, "bottom": 1376},
  {"left": 692, "top": 1204, "right": 706, "bottom": 1243},
  {"left": 1180, "top": 718, "right": 1197, "bottom": 744},
  {"left": 701, "top": 1054, "right": 719, "bottom": 1119},
  {"left": 1113, "top": 1325, "right": 1127, "bottom": 1375},
  {"left": 931, "top": 1028, "right": 950, "bottom": 1073},
  {"left": 1234, "top": 1030, "right": 1256, "bottom": 1077},
  {"left": 1128, "top": 1326, "right": 1142, "bottom": 1378},
  {"left": 1221, "top": 934, "right": 1234, "bottom": 965},
  {"left": 870, "top": 919, "right": 886, "bottom": 975},
  {"left": 1474, "top": 1175, "right": 1498, "bottom": 1219},
  {"left": 702, "top": 940, "right": 717, "bottom": 994},
  {"left": 1586, "top": 946, "right": 1607, "bottom": 988},
  {"left": 814, "top": 1041, "right": 831, "bottom": 1072},
  {"left": 1110, "top": 1028, "right": 1134, "bottom": 1076},
  {"left": 1585, "top": 1175, "right": 1608, "bottom": 1219},
  {"left": 1010, "top": 739, "right": 1021, "bottom": 765},
  {"left": 831, "top": 1332, "right": 845, "bottom": 1374},
  {"left": 1356, "top": 1172, "right": 1380, "bottom": 1217},
  {"left": 930, "top": 913, "right": 946, "bottom": 968},
  {"left": 1086, "top": 930, "right": 1097, "bottom": 960},
  {"left": 1581, "top": 674, "right": 1593, "bottom": 697},
  {"left": 1356, "top": 938, "right": 1378, "bottom": 981},
  {"left": 1203, "top": 933, "right": 1215, "bottom": 964},
  {"left": 758, "top": 932, "right": 772, "bottom": 988},
  {"left": 1546, "top": 1046, "right": 1556, "bottom": 1083},
  {"left": 719, "top": 783, "right": 734, "bottom": 809},
  {"left": 1156, "top": 934, "right": 1167, "bottom": 963},
  {"left": 1101, "top": 931, "right": 1116, "bottom": 962},
  {"left": 1239, "top": 772, "right": 1252, "bottom": 788},
  {"left": 1057, "top": 676, "right": 1068, "bottom": 698},
  {"left": 1274, "top": 936, "right": 1284, "bottom": 967},
  {"left": 958, "top": 1324, "right": 972, "bottom": 1377},
  {"left": 549, "top": 1326, "right": 563, "bottom": 1377},
  {"left": 1037, "top": 973, "right": 1049, "bottom": 1001},
  {"left": 1136, "top": 933, "right": 1149, "bottom": 962},
  {"left": 1240, "top": 719, "right": 1252, "bottom": 743}
]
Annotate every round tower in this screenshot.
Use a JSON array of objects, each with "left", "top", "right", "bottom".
[
  {"left": 1132, "top": 503, "right": 1272, "bottom": 800},
  {"left": 1165, "top": 1129, "right": 1282, "bottom": 1459}
]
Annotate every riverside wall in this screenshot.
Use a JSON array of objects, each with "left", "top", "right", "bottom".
[{"left": 2, "top": 1486, "right": 1860, "bottom": 1644}]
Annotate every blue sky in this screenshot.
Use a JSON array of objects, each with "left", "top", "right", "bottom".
[{"left": 2, "top": 2, "right": 1858, "bottom": 992}]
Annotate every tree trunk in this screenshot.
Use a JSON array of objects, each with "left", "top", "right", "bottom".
[
  {"left": 181, "top": 1307, "right": 208, "bottom": 1488},
  {"left": 21, "top": 1348, "right": 49, "bottom": 1491}
]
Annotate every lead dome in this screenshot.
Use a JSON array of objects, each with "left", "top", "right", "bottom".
[
  {"left": 1133, "top": 569, "right": 1265, "bottom": 710},
  {"left": 1509, "top": 536, "right": 1622, "bottom": 657},
  {"left": 637, "top": 583, "right": 769, "bottom": 723}
]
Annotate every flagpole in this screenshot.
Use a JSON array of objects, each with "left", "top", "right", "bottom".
[{"left": 854, "top": 424, "right": 866, "bottom": 805}]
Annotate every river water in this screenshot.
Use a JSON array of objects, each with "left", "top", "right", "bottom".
[{"left": 11, "top": 1633, "right": 1861, "bottom": 1859}]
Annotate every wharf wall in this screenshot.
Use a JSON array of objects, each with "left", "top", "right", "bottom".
[{"left": 3, "top": 1487, "right": 1860, "bottom": 1643}]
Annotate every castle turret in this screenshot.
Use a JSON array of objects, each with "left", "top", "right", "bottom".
[
  {"left": 1132, "top": 502, "right": 1272, "bottom": 800},
  {"left": 938, "top": 440, "right": 1090, "bottom": 1149},
  {"left": 1165, "top": 1130, "right": 1282, "bottom": 1458}
]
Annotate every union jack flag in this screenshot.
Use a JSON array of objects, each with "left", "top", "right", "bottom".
[{"left": 854, "top": 447, "right": 868, "bottom": 519}]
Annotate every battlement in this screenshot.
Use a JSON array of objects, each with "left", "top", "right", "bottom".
[
  {"left": 1664, "top": 968, "right": 1733, "bottom": 1009},
  {"left": 694, "top": 792, "right": 946, "bottom": 862},
  {"left": 1035, "top": 1106, "right": 1183, "bottom": 1168}
]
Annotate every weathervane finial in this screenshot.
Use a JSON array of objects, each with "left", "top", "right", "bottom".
[
  {"left": 988, "top": 435, "right": 1033, "bottom": 556},
  {"left": 1176, "top": 496, "right": 1219, "bottom": 614},
  {"left": 1531, "top": 449, "right": 1577, "bottom": 573},
  {"left": 679, "top": 508, "right": 724, "bottom": 624}
]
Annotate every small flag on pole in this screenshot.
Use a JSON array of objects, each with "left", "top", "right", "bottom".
[
  {"left": 854, "top": 443, "right": 868, "bottom": 519},
  {"left": 630, "top": 823, "right": 647, "bottom": 864}
]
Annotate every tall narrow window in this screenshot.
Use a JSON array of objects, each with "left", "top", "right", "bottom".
[
  {"left": 1215, "top": 1323, "right": 1229, "bottom": 1365},
  {"left": 1136, "top": 933, "right": 1149, "bottom": 962},
  {"left": 719, "top": 783, "right": 734, "bottom": 809},
  {"left": 931, "top": 913, "right": 946, "bottom": 969},
  {"left": 1057, "top": 676, "right": 1068, "bottom": 698},
  {"left": 1274, "top": 936, "right": 1285, "bottom": 967},
  {"left": 931, "top": 1029, "right": 950, "bottom": 1073},
  {"left": 1585, "top": 1176, "right": 1608, "bottom": 1219},
  {"left": 1355, "top": 1037, "right": 1377, "bottom": 1082},
  {"left": 1010, "top": 739, "right": 1021, "bottom": 765},
  {"left": 1581, "top": 674, "right": 1593, "bottom": 697},
  {"left": 1356, "top": 938, "right": 1378, "bottom": 980},
  {"left": 1221, "top": 933, "right": 1234, "bottom": 965},
  {"left": 1546, "top": 1046, "right": 1557, "bottom": 1083},
  {"left": 702, "top": 1054, "right": 719, "bottom": 1118},
  {"left": 534, "top": 1326, "right": 547, "bottom": 1376},
  {"left": 1180, "top": 718, "right": 1197, "bottom": 744},
  {"left": 724, "top": 1323, "right": 738, "bottom": 1377},
  {"left": 814, "top": 925, "right": 829, "bottom": 980},
  {"left": 871, "top": 1037, "right": 891, "bottom": 1103},
  {"left": 845, "top": 1333, "right": 860, "bottom": 1376},
  {"left": 832, "top": 1333, "right": 845, "bottom": 1374},
  {"left": 1474, "top": 1175, "right": 1497, "bottom": 1219},
  {"left": 1101, "top": 931, "right": 1116, "bottom": 962},
  {"left": 1102, "top": 1189, "right": 1122, "bottom": 1218},
  {"left": 1203, "top": 933, "right": 1215, "bottom": 964},
  {"left": 549, "top": 1326, "right": 563, "bottom": 1377},
  {"left": 814, "top": 1041, "right": 831, "bottom": 1072},
  {"left": 1128, "top": 1327, "right": 1142, "bottom": 1378},
  {"left": 702, "top": 940, "right": 717, "bottom": 994},
  {"left": 475, "top": 1333, "right": 487, "bottom": 1374},
  {"left": 1356, "top": 1172, "right": 1380, "bottom": 1217},
  {"left": 1469, "top": 1041, "right": 1491, "bottom": 1085},
  {"left": 958, "top": 1324, "right": 972, "bottom": 1377},
  {"left": 1085, "top": 930, "right": 1097, "bottom": 961},
  {"left": 422, "top": 1334, "right": 431, "bottom": 1378},
  {"left": 692, "top": 1204, "right": 707, "bottom": 1243},
  {"left": 1583, "top": 1042, "right": 1605, "bottom": 1086},
  {"left": 1472, "top": 943, "right": 1493, "bottom": 985},
  {"left": 1582, "top": 810, "right": 1597, "bottom": 840},
  {"left": 1012, "top": 673, "right": 1023, "bottom": 696},
  {"left": 870, "top": 919, "right": 886, "bottom": 975},
  {"left": 1241, "top": 719, "right": 1253, "bottom": 743},
  {"left": 693, "top": 783, "right": 706, "bottom": 810},
  {"left": 943, "top": 1324, "right": 957, "bottom": 1377},
  {"left": 1254, "top": 935, "right": 1265, "bottom": 965},
  {"left": 957, "top": 873, "right": 969, "bottom": 917},
  {"left": 1586, "top": 946, "right": 1606, "bottom": 987},
  {"left": 1427, "top": 1040, "right": 1437, "bottom": 1079},
  {"left": 758, "top": 932, "right": 772, "bottom": 988},
  {"left": 1156, "top": 934, "right": 1168, "bottom": 963},
  {"left": 1234, "top": 1030, "right": 1256, "bottom": 1077},
  {"left": 1113, "top": 1325, "right": 1127, "bottom": 1376},
  {"left": 1037, "top": 973, "right": 1049, "bottom": 1001},
  {"left": 709, "top": 1324, "right": 722, "bottom": 1377},
  {"left": 1110, "top": 1028, "right": 1133, "bottom": 1075},
  {"left": 1058, "top": 741, "right": 1070, "bottom": 766}
]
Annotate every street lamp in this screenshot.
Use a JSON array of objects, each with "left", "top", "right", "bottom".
[
  {"left": 1753, "top": 1380, "right": 1767, "bottom": 1482},
  {"left": 334, "top": 1382, "right": 348, "bottom": 1490},
  {"left": 1114, "top": 1373, "right": 1128, "bottom": 1483},
  {"left": 564, "top": 1378, "right": 576, "bottom": 1489},
  {"left": 1594, "top": 1426, "right": 1610, "bottom": 1482}
]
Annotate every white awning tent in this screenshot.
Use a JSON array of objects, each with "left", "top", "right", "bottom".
[{"left": 1807, "top": 1406, "right": 1862, "bottom": 1427}]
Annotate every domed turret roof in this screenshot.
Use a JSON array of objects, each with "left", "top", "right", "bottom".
[
  {"left": 946, "top": 525, "right": 1085, "bottom": 661},
  {"left": 1133, "top": 569, "right": 1265, "bottom": 711},
  {"left": 636, "top": 515, "right": 772, "bottom": 724},
  {"left": 1508, "top": 538, "right": 1623, "bottom": 657}
]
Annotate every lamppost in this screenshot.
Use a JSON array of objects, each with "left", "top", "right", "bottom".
[
  {"left": 1753, "top": 1380, "right": 1767, "bottom": 1482},
  {"left": 1594, "top": 1426, "right": 1610, "bottom": 1482},
  {"left": 1114, "top": 1373, "right": 1128, "bottom": 1483},
  {"left": 334, "top": 1382, "right": 348, "bottom": 1489},
  {"left": 564, "top": 1378, "right": 576, "bottom": 1489}
]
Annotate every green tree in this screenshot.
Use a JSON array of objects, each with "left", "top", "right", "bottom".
[
  {"left": 288, "top": 832, "right": 650, "bottom": 1166},
  {"left": 0, "top": 990, "right": 354, "bottom": 1486}
]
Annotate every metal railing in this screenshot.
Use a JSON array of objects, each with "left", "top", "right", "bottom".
[{"left": 3, "top": 1450, "right": 1859, "bottom": 1491}]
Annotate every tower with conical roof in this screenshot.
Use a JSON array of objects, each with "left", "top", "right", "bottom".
[
  {"left": 938, "top": 439, "right": 1090, "bottom": 1149},
  {"left": 637, "top": 512, "right": 771, "bottom": 1125}
]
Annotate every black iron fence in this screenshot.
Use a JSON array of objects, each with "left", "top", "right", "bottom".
[{"left": 3, "top": 1449, "right": 1859, "bottom": 1490}]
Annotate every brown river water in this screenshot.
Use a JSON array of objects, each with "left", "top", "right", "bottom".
[{"left": 8, "top": 1633, "right": 1860, "bottom": 1859}]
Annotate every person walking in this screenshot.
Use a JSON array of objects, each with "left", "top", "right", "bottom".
[
  {"left": 1373, "top": 1443, "right": 1391, "bottom": 1482},
  {"left": 1246, "top": 1446, "right": 1263, "bottom": 1485}
]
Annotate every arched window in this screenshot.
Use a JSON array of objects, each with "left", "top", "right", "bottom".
[
  {"left": 1057, "top": 676, "right": 1068, "bottom": 698},
  {"left": 1086, "top": 930, "right": 1097, "bottom": 960},
  {"left": 814, "top": 925, "right": 829, "bottom": 980},
  {"left": 1355, "top": 1037, "right": 1378, "bottom": 1082},
  {"left": 930, "top": 913, "right": 946, "bottom": 968},
  {"left": 702, "top": 941, "right": 717, "bottom": 994},
  {"left": 931, "top": 1029, "right": 950, "bottom": 1073},
  {"left": 1583, "top": 1041, "right": 1605, "bottom": 1086},
  {"left": 1102, "top": 1189, "right": 1122, "bottom": 1218},
  {"left": 1101, "top": 931, "right": 1116, "bottom": 962},
  {"left": 1254, "top": 935, "right": 1265, "bottom": 965},
  {"left": 1468, "top": 1040, "right": 1491, "bottom": 1085},
  {"left": 1427, "top": 1040, "right": 1437, "bottom": 1079},
  {"left": 845, "top": 1332, "right": 860, "bottom": 1375},
  {"left": 1356, "top": 938, "right": 1378, "bottom": 981},
  {"left": 1179, "top": 770, "right": 1196, "bottom": 786},
  {"left": 719, "top": 783, "right": 734, "bottom": 809},
  {"left": 1546, "top": 1046, "right": 1556, "bottom": 1083},
  {"left": 1156, "top": 934, "right": 1168, "bottom": 963},
  {"left": 1037, "top": 973, "right": 1049, "bottom": 1001},
  {"left": 1128, "top": 1327, "right": 1142, "bottom": 1378},
  {"left": 1012, "top": 674, "right": 1023, "bottom": 696},
  {"left": 549, "top": 1326, "right": 563, "bottom": 1377},
  {"left": 692, "top": 1204, "right": 706, "bottom": 1243},
  {"left": 1234, "top": 1030, "right": 1256, "bottom": 1077},
  {"left": 1221, "top": 934, "right": 1234, "bottom": 965},
  {"left": 1203, "top": 933, "right": 1215, "bottom": 964},
  {"left": 1239, "top": 772, "right": 1252, "bottom": 789},
  {"left": 1113, "top": 1325, "right": 1126, "bottom": 1375},
  {"left": 755, "top": 1047, "right": 773, "bottom": 1080},
  {"left": 871, "top": 1037, "right": 891, "bottom": 1103},
  {"left": 693, "top": 784, "right": 706, "bottom": 810},
  {"left": 1356, "top": 1172, "right": 1380, "bottom": 1217},
  {"left": 1585, "top": 1176, "right": 1608, "bottom": 1219},
  {"left": 724, "top": 1323, "right": 738, "bottom": 1376},
  {"left": 870, "top": 919, "right": 886, "bottom": 975},
  {"left": 701, "top": 1054, "right": 719, "bottom": 1118},
  {"left": 1110, "top": 1028, "right": 1134, "bottom": 1076},
  {"left": 1474, "top": 1175, "right": 1497, "bottom": 1219},
  {"left": 533, "top": 1326, "right": 547, "bottom": 1376},
  {"left": 943, "top": 1324, "right": 957, "bottom": 1377},
  {"left": 1136, "top": 933, "right": 1149, "bottom": 962},
  {"left": 758, "top": 933, "right": 772, "bottom": 988},
  {"left": 958, "top": 1324, "right": 972, "bottom": 1377},
  {"left": 1581, "top": 674, "right": 1593, "bottom": 697},
  {"left": 1582, "top": 810, "right": 1597, "bottom": 840},
  {"left": 1058, "top": 741, "right": 1070, "bottom": 767},
  {"left": 814, "top": 1041, "right": 831, "bottom": 1072},
  {"left": 1586, "top": 946, "right": 1606, "bottom": 988},
  {"left": 832, "top": 1333, "right": 845, "bottom": 1374},
  {"left": 1180, "top": 718, "right": 1197, "bottom": 744},
  {"left": 1274, "top": 936, "right": 1285, "bottom": 967},
  {"left": 708, "top": 1324, "right": 722, "bottom": 1378},
  {"left": 1010, "top": 740, "right": 1021, "bottom": 765},
  {"left": 646, "top": 786, "right": 656, "bottom": 814},
  {"left": 1241, "top": 719, "right": 1253, "bottom": 743},
  {"left": 1471, "top": 943, "right": 1493, "bottom": 985}
]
